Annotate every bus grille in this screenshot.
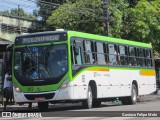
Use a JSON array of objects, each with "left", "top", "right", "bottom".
[{"left": 24, "top": 93, "right": 55, "bottom": 100}]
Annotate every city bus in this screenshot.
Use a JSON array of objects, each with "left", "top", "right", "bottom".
[{"left": 12, "top": 30, "right": 156, "bottom": 110}]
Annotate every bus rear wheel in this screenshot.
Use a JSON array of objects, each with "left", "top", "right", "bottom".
[
  {"left": 122, "top": 84, "right": 137, "bottom": 105},
  {"left": 38, "top": 102, "right": 48, "bottom": 111},
  {"left": 82, "top": 86, "right": 93, "bottom": 109},
  {"left": 130, "top": 84, "right": 138, "bottom": 104}
]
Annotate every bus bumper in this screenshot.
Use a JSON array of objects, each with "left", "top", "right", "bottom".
[{"left": 13, "top": 86, "right": 74, "bottom": 103}]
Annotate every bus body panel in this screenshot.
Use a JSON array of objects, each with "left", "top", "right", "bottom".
[
  {"left": 14, "top": 67, "right": 156, "bottom": 103},
  {"left": 72, "top": 67, "right": 156, "bottom": 99},
  {"left": 54, "top": 86, "right": 73, "bottom": 100},
  {"left": 72, "top": 72, "right": 87, "bottom": 99}
]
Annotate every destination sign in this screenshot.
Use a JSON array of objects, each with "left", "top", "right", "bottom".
[
  {"left": 22, "top": 35, "right": 60, "bottom": 44},
  {"left": 15, "top": 32, "right": 67, "bottom": 45}
]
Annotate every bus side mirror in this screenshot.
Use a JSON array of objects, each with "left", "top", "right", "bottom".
[{"left": 74, "top": 46, "right": 79, "bottom": 55}]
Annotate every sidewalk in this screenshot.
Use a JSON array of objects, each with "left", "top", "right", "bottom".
[
  {"left": 138, "top": 89, "right": 160, "bottom": 102},
  {"left": 138, "top": 94, "right": 160, "bottom": 102}
]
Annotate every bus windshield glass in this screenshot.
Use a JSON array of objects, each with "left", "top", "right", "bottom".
[{"left": 14, "top": 44, "right": 68, "bottom": 85}]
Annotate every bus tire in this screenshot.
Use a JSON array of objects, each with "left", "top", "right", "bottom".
[
  {"left": 130, "top": 84, "right": 138, "bottom": 104},
  {"left": 38, "top": 102, "right": 48, "bottom": 111},
  {"left": 122, "top": 84, "right": 137, "bottom": 105},
  {"left": 82, "top": 86, "right": 93, "bottom": 109}
]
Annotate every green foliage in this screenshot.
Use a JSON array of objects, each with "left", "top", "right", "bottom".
[
  {"left": 47, "top": 0, "right": 103, "bottom": 34},
  {"left": 123, "top": 0, "right": 160, "bottom": 53},
  {"left": 109, "top": 0, "right": 128, "bottom": 37},
  {"left": 47, "top": 0, "right": 128, "bottom": 36}
]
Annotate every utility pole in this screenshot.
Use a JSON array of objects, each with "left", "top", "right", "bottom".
[
  {"left": 18, "top": 5, "right": 21, "bottom": 34},
  {"left": 102, "top": 0, "right": 109, "bottom": 36}
]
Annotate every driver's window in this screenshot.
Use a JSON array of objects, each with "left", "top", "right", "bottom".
[
  {"left": 72, "top": 47, "right": 82, "bottom": 65},
  {"left": 71, "top": 40, "right": 83, "bottom": 66},
  {"left": 71, "top": 39, "right": 83, "bottom": 73}
]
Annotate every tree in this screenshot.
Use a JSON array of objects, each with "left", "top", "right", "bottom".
[
  {"left": 109, "top": 0, "right": 129, "bottom": 37},
  {"left": 47, "top": 0, "right": 128, "bottom": 35},
  {"left": 122, "top": 0, "right": 160, "bottom": 53}
]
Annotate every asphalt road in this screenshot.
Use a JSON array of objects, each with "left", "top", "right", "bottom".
[{"left": 0, "top": 94, "right": 160, "bottom": 119}]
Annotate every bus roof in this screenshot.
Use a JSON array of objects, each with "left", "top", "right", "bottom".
[
  {"left": 67, "top": 31, "right": 151, "bottom": 48},
  {"left": 14, "top": 30, "right": 151, "bottom": 48}
]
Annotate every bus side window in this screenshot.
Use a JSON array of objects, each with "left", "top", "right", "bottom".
[
  {"left": 137, "top": 48, "right": 145, "bottom": 67},
  {"left": 104, "top": 43, "right": 109, "bottom": 64},
  {"left": 83, "top": 40, "right": 95, "bottom": 64},
  {"left": 72, "top": 41, "right": 83, "bottom": 66},
  {"left": 108, "top": 44, "right": 118, "bottom": 65},
  {"left": 145, "top": 49, "right": 153, "bottom": 67},
  {"left": 129, "top": 47, "right": 137, "bottom": 66},
  {"left": 95, "top": 42, "right": 106, "bottom": 65},
  {"left": 119, "top": 45, "right": 128, "bottom": 66}
]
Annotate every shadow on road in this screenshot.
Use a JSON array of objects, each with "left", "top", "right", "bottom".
[{"left": 2, "top": 102, "right": 122, "bottom": 113}]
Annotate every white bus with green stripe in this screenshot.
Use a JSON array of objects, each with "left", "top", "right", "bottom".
[{"left": 12, "top": 30, "right": 156, "bottom": 110}]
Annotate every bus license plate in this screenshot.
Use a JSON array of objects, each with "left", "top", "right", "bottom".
[{"left": 35, "top": 97, "right": 45, "bottom": 102}]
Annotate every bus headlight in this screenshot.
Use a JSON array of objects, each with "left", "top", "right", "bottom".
[
  {"left": 59, "top": 78, "right": 70, "bottom": 90},
  {"left": 13, "top": 84, "right": 21, "bottom": 93},
  {"left": 15, "top": 87, "right": 21, "bottom": 92}
]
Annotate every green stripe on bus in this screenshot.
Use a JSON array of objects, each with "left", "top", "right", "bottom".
[{"left": 68, "top": 31, "right": 151, "bottom": 48}]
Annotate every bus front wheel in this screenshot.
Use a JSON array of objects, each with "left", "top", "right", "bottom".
[
  {"left": 38, "top": 102, "right": 48, "bottom": 111},
  {"left": 82, "top": 86, "right": 93, "bottom": 109}
]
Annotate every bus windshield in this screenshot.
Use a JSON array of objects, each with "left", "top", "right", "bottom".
[{"left": 14, "top": 44, "right": 68, "bottom": 85}]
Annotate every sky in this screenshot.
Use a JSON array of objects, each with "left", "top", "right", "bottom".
[{"left": 0, "top": 0, "right": 37, "bottom": 14}]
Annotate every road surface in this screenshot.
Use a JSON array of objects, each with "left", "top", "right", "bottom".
[{"left": 0, "top": 94, "right": 160, "bottom": 119}]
